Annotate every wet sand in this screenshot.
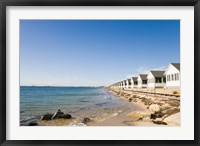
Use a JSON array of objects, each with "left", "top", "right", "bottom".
[{"left": 88, "top": 102, "right": 148, "bottom": 126}]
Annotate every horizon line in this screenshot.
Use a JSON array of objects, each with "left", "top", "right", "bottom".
[{"left": 20, "top": 85, "right": 106, "bottom": 87}]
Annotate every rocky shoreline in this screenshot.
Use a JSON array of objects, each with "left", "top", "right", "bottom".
[
  {"left": 107, "top": 87, "right": 180, "bottom": 126},
  {"left": 23, "top": 87, "right": 180, "bottom": 126},
  {"left": 24, "top": 109, "right": 94, "bottom": 126}
]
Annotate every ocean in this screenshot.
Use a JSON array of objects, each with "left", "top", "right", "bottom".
[{"left": 20, "top": 86, "right": 132, "bottom": 126}]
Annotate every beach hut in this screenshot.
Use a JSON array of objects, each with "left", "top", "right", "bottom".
[
  {"left": 137, "top": 74, "right": 148, "bottom": 88},
  {"left": 131, "top": 77, "right": 138, "bottom": 88},
  {"left": 118, "top": 82, "right": 121, "bottom": 88},
  {"left": 164, "top": 63, "right": 180, "bottom": 89},
  {"left": 123, "top": 80, "right": 127, "bottom": 88},
  {"left": 120, "top": 81, "right": 123, "bottom": 88},
  {"left": 147, "top": 71, "right": 166, "bottom": 89},
  {"left": 127, "top": 79, "right": 132, "bottom": 88},
  {"left": 119, "top": 82, "right": 122, "bottom": 88},
  {"left": 119, "top": 81, "right": 122, "bottom": 88}
]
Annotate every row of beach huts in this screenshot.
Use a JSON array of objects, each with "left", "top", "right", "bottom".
[{"left": 110, "top": 63, "right": 180, "bottom": 90}]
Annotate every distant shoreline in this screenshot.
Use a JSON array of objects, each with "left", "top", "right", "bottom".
[{"left": 20, "top": 86, "right": 105, "bottom": 88}]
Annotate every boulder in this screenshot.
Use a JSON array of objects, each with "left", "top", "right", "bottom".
[
  {"left": 40, "top": 114, "right": 53, "bottom": 120},
  {"left": 131, "top": 95, "right": 137, "bottom": 98},
  {"left": 61, "top": 114, "right": 72, "bottom": 119},
  {"left": 41, "top": 110, "right": 72, "bottom": 120},
  {"left": 52, "top": 109, "right": 64, "bottom": 119},
  {"left": 163, "top": 112, "right": 180, "bottom": 126},
  {"left": 162, "top": 107, "right": 180, "bottom": 116},
  {"left": 160, "top": 103, "right": 170, "bottom": 110},
  {"left": 150, "top": 112, "right": 164, "bottom": 119},
  {"left": 82, "top": 118, "right": 91, "bottom": 124},
  {"left": 149, "top": 104, "right": 161, "bottom": 112},
  {"left": 128, "top": 111, "right": 151, "bottom": 120},
  {"left": 153, "top": 120, "right": 167, "bottom": 125},
  {"left": 128, "top": 98, "right": 133, "bottom": 102}
]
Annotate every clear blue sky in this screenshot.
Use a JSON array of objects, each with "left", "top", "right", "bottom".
[{"left": 20, "top": 20, "right": 180, "bottom": 86}]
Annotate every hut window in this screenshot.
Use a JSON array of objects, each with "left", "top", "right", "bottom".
[
  {"left": 155, "top": 77, "right": 162, "bottom": 83},
  {"left": 163, "top": 77, "right": 166, "bottom": 83},
  {"left": 142, "top": 80, "right": 147, "bottom": 84}
]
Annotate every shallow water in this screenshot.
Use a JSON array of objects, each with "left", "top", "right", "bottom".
[{"left": 20, "top": 86, "right": 132, "bottom": 126}]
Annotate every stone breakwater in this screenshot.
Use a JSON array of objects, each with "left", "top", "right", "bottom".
[{"left": 107, "top": 88, "right": 180, "bottom": 126}]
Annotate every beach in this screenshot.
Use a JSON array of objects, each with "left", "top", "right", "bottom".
[
  {"left": 98, "top": 87, "right": 180, "bottom": 126},
  {"left": 21, "top": 86, "right": 180, "bottom": 126},
  {"left": 88, "top": 101, "right": 149, "bottom": 126},
  {"left": 20, "top": 86, "right": 134, "bottom": 126}
]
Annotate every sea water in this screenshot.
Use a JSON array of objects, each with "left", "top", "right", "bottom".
[{"left": 20, "top": 86, "right": 131, "bottom": 126}]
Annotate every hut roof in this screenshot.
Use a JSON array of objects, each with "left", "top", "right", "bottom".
[
  {"left": 139, "top": 74, "right": 147, "bottom": 80},
  {"left": 150, "top": 71, "right": 165, "bottom": 77}
]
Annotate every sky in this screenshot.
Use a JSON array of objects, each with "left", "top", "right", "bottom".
[{"left": 20, "top": 20, "right": 180, "bottom": 86}]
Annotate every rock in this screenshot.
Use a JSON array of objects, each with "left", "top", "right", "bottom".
[
  {"left": 132, "top": 95, "right": 137, "bottom": 98},
  {"left": 40, "top": 114, "right": 53, "bottom": 120},
  {"left": 162, "top": 107, "right": 180, "bottom": 116},
  {"left": 149, "top": 104, "right": 161, "bottom": 112},
  {"left": 128, "top": 98, "right": 133, "bottom": 102},
  {"left": 128, "top": 111, "right": 151, "bottom": 120},
  {"left": 153, "top": 121, "right": 167, "bottom": 125},
  {"left": 82, "top": 118, "right": 91, "bottom": 124},
  {"left": 150, "top": 112, "right": 164, "bottom": 119},
  {"left": 163, "top": 112, "right": 180, "bottom": 126},
  {"left": 166, "top": 100, "right": 180, "bottom": 107},
  {"left": 28, "top": 121, "right": 38, "bottom": 126},
  {"left": 160, "top": 104, "right": 170, "bottom": 110},
  {"left": 52, "top": 109, "right": 64, "bottom": 119},
  {"left": 137, "top": 118, "right": 143, "bottom": 121},
  {"left": 62, "top": 114, "right": 72, "bottom": 119},
  {"left": 150, "top": 113, "right": 157, "bottom": 119}
]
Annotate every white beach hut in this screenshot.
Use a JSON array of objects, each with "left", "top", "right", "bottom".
[
  {"left": 127, "top": 79, "right": 132, "bottom": 88},
  {"left": 164, "top": 63, "right": 180, "bottom": 89},
  {"left": 123, "top": 80, "right": 127, "bottom": 88},
  {"left": 131, "top": 77, "right": 138, "bottom": 88},
  {"left": 147, "top": 71, "right": 166, "bottom": 89},
  {"left": 121, "top": 81, "right": 123, "bottom": 88},
  {"left": 120, "top": 81, "right": 123, "bottom": 89},
  {"left": 137, "top": 74, "right": 148, "bottom": 88}
]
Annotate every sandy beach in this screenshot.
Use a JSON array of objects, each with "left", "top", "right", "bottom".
[
  {"left": 25, "top": 87, "right": 180, "bottom": 126},
  {"left": 89, "top": 87, "right": 180, "bottom": 126},
  {"left": 88, "top": 102, "right": 149, "bottom": 126}
]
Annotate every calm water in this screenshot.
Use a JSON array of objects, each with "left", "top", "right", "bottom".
[{"left": 20, "top": 86, "right": 131, "bottom": 126}]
